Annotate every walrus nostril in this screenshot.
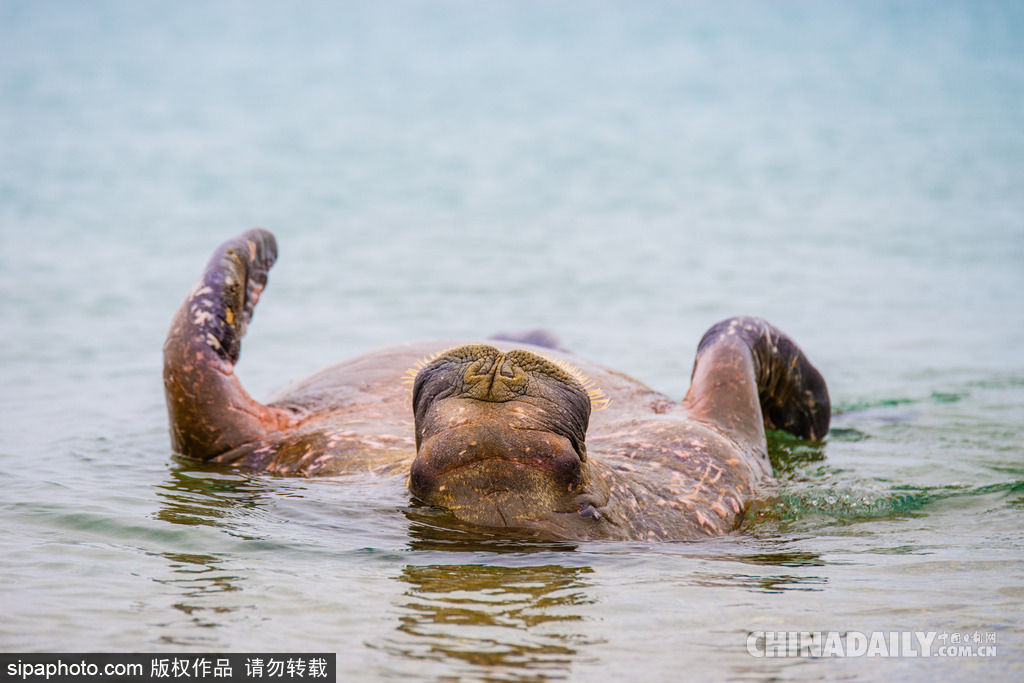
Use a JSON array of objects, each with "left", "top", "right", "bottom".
[
  {"left": 498, "top": 358, "right": 517, "bottom": 378},
  {"left": 462, "top": 355, "right": 529, "bottom": 402}
]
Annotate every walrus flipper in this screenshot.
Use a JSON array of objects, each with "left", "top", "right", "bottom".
[
  {"left": 163, "top": 228, "right": 294, "bottom": 460},
  {"left": 488, "top": 328, "right": 567, "bottom": 351},
  {"left": 685, "top": 317, "right": 830, "bottom": 446}
]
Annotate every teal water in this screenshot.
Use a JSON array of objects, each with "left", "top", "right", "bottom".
[{"left": 1, "top": 1, "right": 1022, "bottom": 679}]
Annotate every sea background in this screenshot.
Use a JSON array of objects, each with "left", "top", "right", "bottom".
[{"left": 1, "top": 1, "right": 1022, "bottom": 680}]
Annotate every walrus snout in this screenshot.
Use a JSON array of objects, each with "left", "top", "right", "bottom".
[
  {"left": 412, "top": 345, "right": 591, "bottom": 447},
  {"left": 409, "top": 422, "right": 588, "bottom": 526},
  {"left": 407, "top": 344, "right": 597, "bottom": 529},
  {"left": 412, "top": 421, "right": 584, "bottom": 477},
  {"left": 412, "top": 344, "right": 592, "bottom": 404}
]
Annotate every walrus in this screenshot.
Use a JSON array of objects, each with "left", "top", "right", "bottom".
[{"left": 163, "top": 229, "right": 830, "bottom": 541}]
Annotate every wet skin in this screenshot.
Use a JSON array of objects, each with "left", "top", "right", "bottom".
[{"left": 164, "top": 229, "right": 830, "bottom": 541}]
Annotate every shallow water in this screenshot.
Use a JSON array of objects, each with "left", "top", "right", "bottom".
[{"left": 2, "top": 1, "right": 1023, "bottom": 679}]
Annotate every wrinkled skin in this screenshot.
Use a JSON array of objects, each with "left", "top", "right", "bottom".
[{"left": 164, "top": 229, "right": 831, "bottom": 541}]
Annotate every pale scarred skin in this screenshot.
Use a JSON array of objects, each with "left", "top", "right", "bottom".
[{"left": 164, "top": 229, "right": 831, "bottom": 541}]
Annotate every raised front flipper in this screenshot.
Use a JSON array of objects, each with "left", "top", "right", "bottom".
[
  {"left": 684, "top": 317, "right": 830, "bottom": 449},
  {"left": 163, "top": 228, "right": 294, "bottom": 460}
]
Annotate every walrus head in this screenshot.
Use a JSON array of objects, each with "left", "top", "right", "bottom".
[{"left": 410, "top": 345, "right": 606, "bottom": 536}]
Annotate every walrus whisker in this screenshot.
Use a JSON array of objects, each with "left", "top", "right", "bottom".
[
  {"left": 533, "top": 352, "right": 611, "bottom": 411},
  {"left": 402, "top": 350, "right": 446, "bottom": 388}
]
